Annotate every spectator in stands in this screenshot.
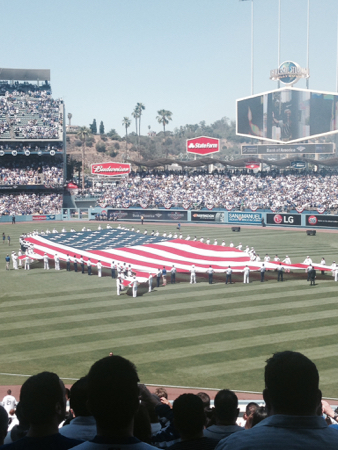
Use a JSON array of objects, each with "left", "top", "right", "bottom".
[
  {"left": 138, "top": 384, "right": 180, "bottom": 448},
  {"left": 70, "top": 355, "right": 156, "bottom": 450},
  {"left": 59, "top": 377, "right": 96, "bottom": 441},
  {"left": 197, "top": 393, "right": 213, "bottom": 428},
  {"left": 2, "top": 390, "right": 16, "bottom": 414},
  {"left": 0, "top": 371, "right": 82, "bottom": 450},
  {"left": 169, "top": 394, "right": 217, "bottom": 450},
  {"left": 3, "top": 403, "right": 29, "bottom": 445},
  {"left": 239, "top": 402, "right": 258, "bottom": 429},
  {"left": 154, "top": 388, "right": 168, "bottom": 401},
  {"left": 0, "top": 406, "right": 8, "bottom": 446},
  {"left": 215, "top": 351, "right": 338, "bottom": 450},
  {"left": 244, "top": 406, "right": 268, "bottom": 429},
  {"left": 204, "top": 390, "right": 243, "bottom": 442}
]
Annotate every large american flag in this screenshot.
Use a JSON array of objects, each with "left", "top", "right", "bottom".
[{"left": 23, "top": 228, "right": 329, "bottom": 284}]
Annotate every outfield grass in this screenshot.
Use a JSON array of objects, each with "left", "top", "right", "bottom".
[{"left": 1, "top": 221, "right": 338, "bottom": 398}]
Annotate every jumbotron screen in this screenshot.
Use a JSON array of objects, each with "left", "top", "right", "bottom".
[{"left": 237, "top": 88, "right": 338, "bottom": 143}]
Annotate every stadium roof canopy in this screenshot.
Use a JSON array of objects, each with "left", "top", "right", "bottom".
[
  {"left": 0, "top": 68, "right": 50, "bottom": 81},
  {"left": 127, "top": 156, "right": 338, "bottom": 168}
]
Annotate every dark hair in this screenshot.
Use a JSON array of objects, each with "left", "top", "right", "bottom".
[
  {"left": 0, "top": 405, "right": 8, "bottom": 443},
  {"left": 87, "top": 355, "right": 139, "bottom": 430},
  {"left": 251, "top": 406, "right": 268, "bottom": 427},
  {"left": 70, "top": 377, "right": 90, "bottom": 417},
  {"left": 245, "top": 402, "right": 259, "bottom": 416},
  {"left": 265, "top": 351, "right": 320, "bottom": 415},
  {"left": 196, "top": 392, "right": 210, "bottom": 409},
  {"left": 133, "top": 403, "right": 151, "bottom": 444},
  {"left": 173, "top": 394, "right": 205, "bottom": 436},
  {"left": 214, "top": 389, "right": 238, "bottom": 422},
  {"left": 20, "top": 372, "right": 64, "bottom": 425}
]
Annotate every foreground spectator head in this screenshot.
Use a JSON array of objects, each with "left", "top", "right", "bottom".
[
  {"left": 20, "top": 371, "right": 66, "bottom": 426},
  {"left": 0, "top": 405, "right": 8, "bottom": 445},
  {"left": 214, "top": 389, "right": 239, "bottom": 424},
  {"left": 87, "top": 355, "right": 140, "bottom": 434},
  {"left": 263, "top": 351, "right": 321, "bottom": 416},
  {"left": 154, "top": 387, "right": 168, "bottom": 400},
  {"left": 197, "top": 392, "right": 211, "bottom": 409},
  {"left": 173, "top": 394, "right": 205, "bottom": 439},
  {"left": 70, "top": 376, "right": 90, "bottom": 417}
]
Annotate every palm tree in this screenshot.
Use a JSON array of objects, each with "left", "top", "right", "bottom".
[
  {"left": 131, "top": 107, "right": 140, "bottom": 136},
  {"left": 122, "top": 117, "right": 131, "bottom": 139},
  {"left": 77, "top": 126, "right": 91, "bottom": 189},
  {"left": 156, "top": 110, "right": 173, "bottom": 132},
  {"left": 122, "top": 117, "right": 131, "bottom": 160},
  {"left": 136, "top": 102, "right": 145, "bottom": 136},
  {"left": 67, "top": 113, "right": 72, "bottom": 126}
]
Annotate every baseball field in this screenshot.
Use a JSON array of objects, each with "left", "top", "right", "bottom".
[{"left": 1, "top": 221, "right": 338, "bottom": 398}]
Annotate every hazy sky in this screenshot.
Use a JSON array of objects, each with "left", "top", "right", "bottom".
[{"left": 2, "top": 0, "right": 338, "bottom": 135}]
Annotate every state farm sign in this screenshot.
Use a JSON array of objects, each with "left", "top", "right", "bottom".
[
  {"left": 186, "top": 136, "right": 220, "bottom": 155},
  {"left": 91, "top": 162, "right": 131, "bottom": 176}
]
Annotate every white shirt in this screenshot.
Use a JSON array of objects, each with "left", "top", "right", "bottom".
[{"left": 2, "top": 394, "right": 16, "bottom": 412}]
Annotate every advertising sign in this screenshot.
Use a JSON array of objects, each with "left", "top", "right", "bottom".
[
  {"left": 186, "top": 136, "right": 220, "bottom": 155},
  {"left": 241, "top": 143, "right": 334, "bottom": 155},
  {"left": 306, "top": 215, "right": 338, "bottom": 228},
  {"left": 91, "top": 162, "right": 131, "bottom": 176},
  {"left": 267, "top": 213, "right": 301, "bottom": 226},
  {"left": 191, "top": 211, "right": 224, "bottom": 222},
  {"left": 237, "top": 87, "right": 338, "bottom": 144},
  {"left": 270, "top": 61, "right": 309, "bottom": 86},
  {"left": 32, "top": 215, "right": 56, "bottom": 221},
  {"left": 290, "top": 161, "right": 306, "bottom": 169},
  {"left": 107, "top": 209, "right": 187, "bottom": 222},
  {"left": 228, "top": 212, "right": 262, "bottom": 224}
]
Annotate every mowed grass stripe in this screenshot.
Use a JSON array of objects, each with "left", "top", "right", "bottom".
[
  {"left": 3, "top": 307, "right": 338, "bottom": 361},
  {"left": 176, "top": 343, "right": 338, "bottom": 378},
  {"left": 0, "top": 274, "right": 331, "bottom": 308},
  {"left": 2, "top": 296, "right": 338, "bottom": 339},
  {"left": 1, "top": 304, "right": 337, "bottom": 349},
  {"left": 124, "top": 324, "right": 338, "bottom": 364},
  {"left": 1, "top": 286, "right": 337, "bottom": 325}
]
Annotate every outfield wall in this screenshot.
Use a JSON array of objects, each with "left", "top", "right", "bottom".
[
  {"left": 66, "top": 207, "right": 338, "bottom": 229},
  {"left": 2, "top": 208, "right": 338, "bottom": 230}
]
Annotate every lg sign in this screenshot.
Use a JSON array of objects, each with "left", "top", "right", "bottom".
[
  {"left": 186, "top": 136, "right": 220, "bottom": 155},
  {"left": 267, "top": 213, "right": 301, "bottom": 226}
]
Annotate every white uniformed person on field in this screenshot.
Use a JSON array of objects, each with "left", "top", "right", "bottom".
[
  {"left": 97, "top": 260, "right": 102, "bottom": 277},
  {"left": 130, "top": 276, "right": 138, "bottom": 297},
  {"left": 190, "top": 265, "right": 196, "bottom": 284},
  {"left": 148, "top": 273, "right": 153, "bottom": 292},
  {"left": 116, "top": 275, "right": 122, "bottom": 296},
  {"left": 54, "top": 253, "right": 60, "bottom": 270},
  {"left": 43, "top": 253, "right": 49, "bottom": 270},
  {"left": 243, "top": 265, "right": 250, "bottom": 283}
]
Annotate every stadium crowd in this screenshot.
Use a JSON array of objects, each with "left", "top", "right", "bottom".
[
  {"left": 0, "top": 193, "right": 62, "bottom": 216},
  {"left": 0, "top": 161, "right": 63, "bottom": 186},
  {"left": 0, "top": 351, "right": 338, "bottom": 450},
  {"left": 0, "top": 89, "right": 62, "bottom": 139},
  {"left": 94, "top": 172, "right": 338, "bottom": 211}
]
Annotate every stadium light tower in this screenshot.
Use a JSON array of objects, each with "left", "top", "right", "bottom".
[
  {"left": 239, "top": 0, "right": 254, "bottom": 95},
  {"left": 306, "top": 0, "right": 310, "bottom": 89}
]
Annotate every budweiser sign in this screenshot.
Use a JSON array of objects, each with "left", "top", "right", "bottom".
[
  {"left": 91, "top": 162, "right": 131, "bottom": 176},
  {"left": 186, "top": 136, "right": 220, "bottom": 155}
]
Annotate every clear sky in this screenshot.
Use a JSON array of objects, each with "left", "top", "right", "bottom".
[{"left": 2, "top": 0, "right": 338, "bottom": 136}]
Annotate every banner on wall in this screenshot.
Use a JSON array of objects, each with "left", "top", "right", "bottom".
[
  {"left": 267, "top": 213, "right": 301, "bottom": 226},
  {"left": 107, "top": 209, "right": 187, "bottom": 221},
  {"left": 228, "top": 212, "right": 262, "bottom": 224},
  {"left": 306, "top": 215, "right": 338, "bottom": 227}
]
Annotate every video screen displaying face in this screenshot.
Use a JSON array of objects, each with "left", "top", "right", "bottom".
[{"left": 237, "top": 89, "right": 338, "bottom": 143}]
